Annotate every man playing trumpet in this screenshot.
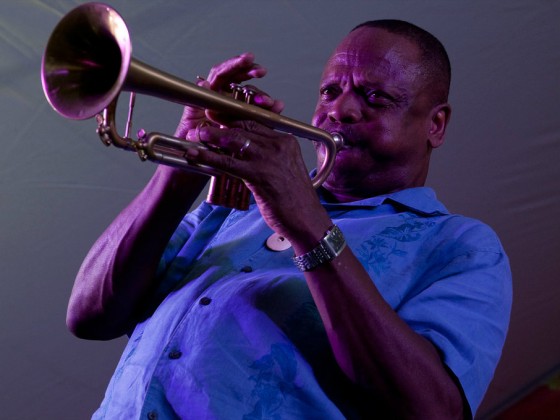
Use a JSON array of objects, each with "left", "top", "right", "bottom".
[{"left": 67, "top": 20, "right": 511, "bottom": 419}]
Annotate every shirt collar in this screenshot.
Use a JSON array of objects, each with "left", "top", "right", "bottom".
[{"left": 317, "top": 186, "right": 450, "bottom": 216}]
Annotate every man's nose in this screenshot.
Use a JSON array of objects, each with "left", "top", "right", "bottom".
[{"left": 327, "top": 92, "right": 362, "bottom": 123}]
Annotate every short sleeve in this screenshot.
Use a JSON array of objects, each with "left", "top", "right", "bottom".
[
  {"left": 148, "top": 201, "right": 226, "bottom": 309},
  {"left": 397, "top": 222, "right": 512, "bottom": 416},
  {"left": 157, "top": 200, "right": 216, "bottom": 273}
]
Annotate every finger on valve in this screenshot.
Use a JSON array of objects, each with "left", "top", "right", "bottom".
[{"left": 207, "top": 53, "right": 266, "bottom": 91}]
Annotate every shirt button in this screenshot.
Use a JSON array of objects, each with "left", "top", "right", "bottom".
[
  {"left": 147, "top": 411, "right": 158, "bottom": 419},
  {"left": 240, "top": 265, "right": 253, "bottom": 273},
  {"left": 168, "top": 350, "right": 182, "bottom": 360},
  {"left": 199, "top": 296, "right": 212, "bottom": 305}
]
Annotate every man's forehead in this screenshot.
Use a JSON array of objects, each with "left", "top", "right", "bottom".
[
  {"left": 322, "top": 51, "right": 392, "bottom": 81},
  {"left": 322, "top": 48, "right": 420, "bottom": 84},
  {"left": 321, "top": 29, "right": 424, "bottom": 83},
  {"left": 335, "top": 28, "right": 418, "bottom": 63},
  {"left": 327, "top": 49, "right": 392, "bottom": 69}
]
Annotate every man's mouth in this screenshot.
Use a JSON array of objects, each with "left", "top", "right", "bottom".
[{"left": 322, "top": 125, "right": 359, "bottom": 148}]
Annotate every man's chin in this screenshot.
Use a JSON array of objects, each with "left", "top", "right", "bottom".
[{"left": 324, "top": 169, "right": 364, "bottom": 192}]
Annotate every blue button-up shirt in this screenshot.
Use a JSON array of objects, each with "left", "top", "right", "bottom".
[{"left": 93, "top": 187, "right": 512, "bottom": 419}]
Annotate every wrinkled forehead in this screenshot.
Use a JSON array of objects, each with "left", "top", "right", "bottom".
[{"left": 322, "top": 27, "right": 424, "bottom": 84}]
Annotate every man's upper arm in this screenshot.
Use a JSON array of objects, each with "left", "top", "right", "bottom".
[{"left": 396, "top": 224, "right": 512, "bottom": 415}]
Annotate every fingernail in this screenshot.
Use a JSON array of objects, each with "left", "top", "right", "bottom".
[
  {"left": 254, "top": 95, "right": 272, "bottom": 106},
  {"left": 186, "top": 130, "right": 196, "bottom": 141}
]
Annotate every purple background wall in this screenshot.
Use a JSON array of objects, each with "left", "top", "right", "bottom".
[{"left": 1, "top": 1, "right": 559, "bottom": 418}]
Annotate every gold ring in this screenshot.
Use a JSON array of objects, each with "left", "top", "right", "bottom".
[
  {"left": 237, "top": 138, "right": 252, "bottom": 158},
  {"left": 195, "top": 120, "right": 210, "bottom": 142}
]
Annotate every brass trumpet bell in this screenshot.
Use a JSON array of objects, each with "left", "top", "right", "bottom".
[
  {"left": 41, "top": 2, "right": 344, "bottom": 210},
  {"left": 42, "top": 2, "right": 132, "bottom": 120}
]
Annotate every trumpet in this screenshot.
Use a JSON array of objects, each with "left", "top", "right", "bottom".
[{"left": 41, "top": 2, "right": 344, "bottom": 210}]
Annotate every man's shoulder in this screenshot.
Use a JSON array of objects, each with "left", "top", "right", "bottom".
[
  {"left": 438, "top": 213, "right": 505, "bottom": 253},
  {"left": 384, "top": 187, "right": 506, "bottom": 253}
]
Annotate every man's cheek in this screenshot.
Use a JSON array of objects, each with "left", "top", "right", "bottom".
[{"left": 311, "top": 109, "right": 325, "bottom": 128}]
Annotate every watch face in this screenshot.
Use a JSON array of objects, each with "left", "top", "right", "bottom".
[
  {"left": 293, "top": 226, "right": 346, "bottom": 271},
  {"left": 325, "top": 226, "right": 346, "bottom": 255}
]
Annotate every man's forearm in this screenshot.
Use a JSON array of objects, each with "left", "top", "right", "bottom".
[{"left": 291, "top": 229, "right": 464, "bottom": 418}]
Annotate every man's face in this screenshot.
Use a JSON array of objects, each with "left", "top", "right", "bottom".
[{"left": 312, "top": 27, "right": 443, "bottom": 201}]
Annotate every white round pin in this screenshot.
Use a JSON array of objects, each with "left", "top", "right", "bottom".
[{"left": 266, "top": 233, "right": 292, "bottom": 251}]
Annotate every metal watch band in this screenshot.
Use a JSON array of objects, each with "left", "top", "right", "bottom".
[{"left": 292, "top": 225, "right": 346, "bottom": 272}]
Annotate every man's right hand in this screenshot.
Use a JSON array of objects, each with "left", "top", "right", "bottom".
[{"left": 175, "top": 52, "right": 284, "bottom": 140}]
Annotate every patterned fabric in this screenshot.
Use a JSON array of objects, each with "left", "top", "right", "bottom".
[{"left": 93, "top": 187, "right": 512, "bottom": 419}]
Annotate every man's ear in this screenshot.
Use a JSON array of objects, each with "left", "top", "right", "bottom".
[{"left": 428, "top": 103, "right": 451, "bottom": 149}]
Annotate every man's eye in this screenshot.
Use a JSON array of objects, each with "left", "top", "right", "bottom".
[
  {"left": 320, "top": 86, "right": 339, "bottom": 100},
  {"left": 366, "top": 91, "right": 391, "bottom": 105}
]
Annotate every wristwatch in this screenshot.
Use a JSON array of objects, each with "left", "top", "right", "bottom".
[{"left": 292, "top": 225, "right": 346, "bottom": 271}]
